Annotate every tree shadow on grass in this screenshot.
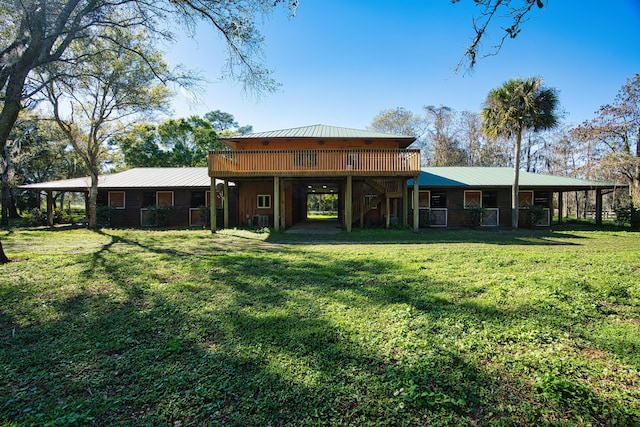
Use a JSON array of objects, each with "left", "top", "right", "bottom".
[
  {"left": 266, "top": 227, "right": 589, "bottom": 246},
  {"left": 2, "top": 229, "right": 638, "bottom": 425}
]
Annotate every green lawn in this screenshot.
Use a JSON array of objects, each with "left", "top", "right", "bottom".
[{"left": 1, "top": 226, "right": 638, "bottom": 426}]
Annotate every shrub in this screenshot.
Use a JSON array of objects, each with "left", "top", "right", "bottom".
[
  {"left": 615, "top": 202, "right": 640, "bottom": 229},
  {"left": 145, "top": 206, "right": 178, "bottom": 227},
  {"left": 96, "top": 206, "right": 116, "bottom": 227},
  {"left": 525, "top": 205, "right": 547, "bottom": 228},
  {"left": 198, "top": 206, "right": 211, "bottom": 227},
  {"left": 464, "top": 206, "right": 485, "bottom": 228},
  {"left": 21, "top": 208, "right": 47, "bottom": 226}
]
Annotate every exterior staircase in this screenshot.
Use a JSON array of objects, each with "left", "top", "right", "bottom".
[{"left": 352, "top": 178, "right": 404, "bottom": 225}]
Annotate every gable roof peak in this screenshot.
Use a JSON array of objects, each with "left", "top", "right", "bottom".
[{"left": 221, "top": 124, "right": 416, "bottom": 141}]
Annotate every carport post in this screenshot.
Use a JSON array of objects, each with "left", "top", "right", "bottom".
[
  {"left": 595, "top": 188, "right": 603, "bottom": 226},
  {"left": 46, "top": 191, "right": 54, "bottom": 227},
  {"left": 557, "top": 191, "right": 564, "bottom": 224}
]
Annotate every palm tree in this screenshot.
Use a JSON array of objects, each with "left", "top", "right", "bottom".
[{"left": 482, "top": 77, "right": 559, "bottom": 228}]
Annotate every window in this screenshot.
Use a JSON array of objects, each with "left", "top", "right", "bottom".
[
  {"left": 518, "top": 190, "right": 534, "bottom": 207},
  {"left": 464, "top": 190, "right": 482, "bottom": 208},
  {"left": 143, "top": 191, "right": 156, "bottom": 207},
  {"left": 257, "top": 194, "right": 271, "bottom": 209},
  {"left": 108, "top": 191, "right": 125, "bottom": 209},
  {"left": 96, "top": 191, "right": 108, "bottom": 206},
  {"left": 157, "top": 191, "right": 174, "bottom": 206},
  {"left": 364, "top": 194, "right": 379, "bottom": 209},
  {"left": 482, "top": 191, "right": 498, "bottom": 208},
  {"left": 430, "top": 192, "right": 447, "bottom": 208},
  {"left": 418, "top": 191, "right": 430, "bottom": 208},
  {"left": 191, "top": 191, "right": 206, "bottom": 208},
  {"left": 534, "top": 191, "right": 550, "bottom": 207}
]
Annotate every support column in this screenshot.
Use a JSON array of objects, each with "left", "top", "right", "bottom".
[
  {"left": 385, "top": 197, "right": 391, "bottom": 229},
  {"left": 274, "top": 176, "right": 280, "bottom": 232},
  {"left": 47, "top": 191, "right": 54, "bottom": 227},
  {"left": 223, "top": 179, "right": 229, "bottom": 229},
  {"left": 279, "top": 180, "right": 286, "bottom": 229},
  {"left": 402, "top": 180, "right": 408, "bottom": 227},
  {"left": 413, "top": 177, "right": 419, "bottom": 232},
  {"left": 557, "top": 191, "right": 563, "bottom": 224},
  {"left": 595, "top": 188, "right": 603, "bottom": 226},
  {"left": 210, "top": 177, "right": 217, "bottom": 232},
  {"left": 345, "top": 176, "right": 352, "bottom": 232}
]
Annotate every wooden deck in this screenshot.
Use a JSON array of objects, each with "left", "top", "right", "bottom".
[{"left": 209, "top": 149, "right": 421, "bottom": 178}]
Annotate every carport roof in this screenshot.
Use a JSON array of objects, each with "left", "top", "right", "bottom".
[
  {"left": 409, "top": 167, "right": 624, "bottom": 191},
  {"left": 19, "top": 167, "right": 212, "bottom": 192}
]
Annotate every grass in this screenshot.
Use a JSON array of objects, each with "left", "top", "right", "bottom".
[{"left": 0, "top": 226, "right": 639, "bottom": 426}]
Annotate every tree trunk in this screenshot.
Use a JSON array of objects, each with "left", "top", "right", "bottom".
[
  {"left": 87, "top": 173, "right": 99, "bottom": 228},
  {"left": 9, "top": 189, "right": 20, "bottom": 218},
  {"left": 0, "top": 240, "right": 9, "bottom": 264},
  {"left": 511, "top": 130, "right": 523, "bottom": 228},
  {"left": 1, "top": 181, "right": 8, "bottom": 226}
]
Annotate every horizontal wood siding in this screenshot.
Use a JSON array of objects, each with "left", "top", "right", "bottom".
[{"left": 209, "top": 149, "right": 421, "bottom": 178}]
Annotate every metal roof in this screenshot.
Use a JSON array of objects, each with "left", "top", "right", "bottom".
[
  {"left": 220, "top": 124, "right": 416, "bottom": 141},
  {"left": 19, "top": 167, "right": 212, "bottom": 191},
  {"left": 410, "top": 167, "right": 624, "bottom": 190},
  {"left": 20, "top": 166, "right": 625, "bottom": 193}
]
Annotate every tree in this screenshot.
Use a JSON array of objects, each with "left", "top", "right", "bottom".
[
  {"left": 454, "top": 0, "right": 546, "bottom": 73},
  {"left": 481, "top": 76, "right": 559, "bottom": 228},
  {"left": 424, "top": 105, "right": 467, "bottom": 166},
  {"left": 572, "top": 74, "right": 640, "bottom": 207},
  {"left": 44, "top": 26, "right": 173, "bottom": 228},
  {"left": 369, "top": 107, "right": 424, "bottom": 138},
  {"left": 6, "top": 112, "right": 83, "bottom": 215},
  {"left": 369, "top": 107, "right": 426, "bottom": 164},
  {"left": 204, "top": 110, "right": 253, "bottom": 136},
  {"left": 115, "top": 111, "right": 251, "bottom": 168},
  {"left": 0, "top": 0, "right": 295, "bottom": 262},
  {"left": 0, "top": 0, "right": 296, "bottom": 147}
]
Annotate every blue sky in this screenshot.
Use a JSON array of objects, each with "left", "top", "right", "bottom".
[{"left": 165, "top": 1, "right": 640, "bottom": 133}]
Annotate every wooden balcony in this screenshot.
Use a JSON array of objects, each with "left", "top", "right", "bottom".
[{"left": 209, "top": 149, "right": 421, "bottom": 178}]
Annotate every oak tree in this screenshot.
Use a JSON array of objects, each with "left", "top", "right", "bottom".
[{"left": 44, "top": 26, "right": 173, "bottom": 228}]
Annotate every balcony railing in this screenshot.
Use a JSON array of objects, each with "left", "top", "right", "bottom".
[{"left": 209, "top": 149, "right": 421, "bottom": 177}]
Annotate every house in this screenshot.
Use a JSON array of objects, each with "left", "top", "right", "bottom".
[
  {"left": 208, "top": 124, "right": 422, "bottom": 232},
  {"left": 410, "top": 167, "right": 624, "bottom": 228},
  {"left": 19, "top": 167, "right": 227, "bottom": 227},
  {"left": 19, "top": 125, "right": 624, "bottom": 230}
]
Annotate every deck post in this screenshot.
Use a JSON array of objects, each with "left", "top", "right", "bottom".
[
  {"left": 557, "top": 191, "right": 563, "bottom": 224},
  {"left": 223, "top": 179, "right": 229, "bottom": 229},
  {"left": 402, "top": 180, "right": 408, "bottom": 227},
  {"left": 210, "top": 177, "right": 217, "bottom": 232},
  {"left": 385, "top": 197, "right": 391, "bottom": 228},
  {"left": 413, "top": 177, "right": 419, "bottom": 232},
  {"left": 345, "top": 175, "right": 352, "bottom": 232},
  {"left": 46, "top": 191, "right": 54, "bottom": 227},
  {"left": 279, "top": 180, "right": 286, "bottom": 230},
  {"left": 595, "top": 188, "right": 603, "bottom": 226},
  {"left": 359, "top": 195, "right": 364, "bottom": 228},
  {"left": 274, "top": 176, "right": 280, "bottom": 231}
]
